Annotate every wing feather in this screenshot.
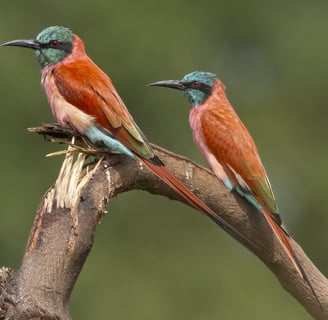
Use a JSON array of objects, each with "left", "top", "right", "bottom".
[
  {"left": 199, "top": 106, "right": 278, "bottom": 214},
  {"left": 54, "top": 60, "right": 154, "bottom": 159}
]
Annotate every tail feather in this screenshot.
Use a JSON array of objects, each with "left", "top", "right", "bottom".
[
  {"left": 262, "top": 209, "right": 322, "bottom": 308},
  {"left": 138, "top": 157, "right": 249, "bottom": 245}
]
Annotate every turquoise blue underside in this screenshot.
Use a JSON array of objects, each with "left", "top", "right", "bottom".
[{"left": 85, "top": 126, "right": 134, "bottom": 158}]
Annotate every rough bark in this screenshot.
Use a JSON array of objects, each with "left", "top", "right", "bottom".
[{"left": 0, "top": 124, "right": 326, "bottom": 320}]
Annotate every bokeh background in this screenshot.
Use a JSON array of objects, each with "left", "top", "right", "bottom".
[{"left": 1, "top": 0, "right": 327, "bottom": 319}]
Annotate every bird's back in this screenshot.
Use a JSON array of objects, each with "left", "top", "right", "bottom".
[{"left": 191, "top": 80, "right": 279, "bottom": 216}]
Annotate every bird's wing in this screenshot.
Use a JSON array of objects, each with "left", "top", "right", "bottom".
[
  {"left": 199, "top": 106, "right": 278, "bottom": 215},
  {"left": 54, "top": 60, "right": 154, "bottom": 159}
]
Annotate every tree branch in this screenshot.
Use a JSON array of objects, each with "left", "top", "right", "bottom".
[{"left": 0, "top": 123, "right": 326, "bottom": 320}]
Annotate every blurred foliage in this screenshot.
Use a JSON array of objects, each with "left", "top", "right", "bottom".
[{"left": 0, "top": 0, "right": 327, "bottom": 319}]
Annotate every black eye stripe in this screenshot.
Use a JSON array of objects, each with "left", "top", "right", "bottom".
[
  {"left": 39, "top": 41, "right": 73, "bottom": 53},
  {"left": 184, "top": 82, "right": 212, "bottom": 95}
]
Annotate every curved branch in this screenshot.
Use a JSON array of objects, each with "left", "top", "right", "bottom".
[{"left": 0, "top": 124, "right": 326, "bottom": 320}]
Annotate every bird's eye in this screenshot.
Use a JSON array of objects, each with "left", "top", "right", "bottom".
[
  {"left": 191, "top": 81, "right": 200, "bottom": 88},
  {"left": 50, "top": 40, "right": 59, "bottom": 47}
]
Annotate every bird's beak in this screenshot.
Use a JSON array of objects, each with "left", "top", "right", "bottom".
[
  {"left": 148, "top": 80, "right": 186, "bottom": 91},
  {"left": 1, "top": 39, "right": 40, "bottom": 50}
]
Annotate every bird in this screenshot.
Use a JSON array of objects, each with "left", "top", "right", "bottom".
[
  {"left": 149, "top": 71, "right": 321, "bottom": 306},
  {"left": 1, "top": 27, "right": 249, "bottom": 243}
]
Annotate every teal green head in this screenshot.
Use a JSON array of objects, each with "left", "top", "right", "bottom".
[
  {"left": 149, "top": 71, "right": 217, "bottom": 107},
  {"left": 1, "top": 26, "right": 73, "bottom": 68}
]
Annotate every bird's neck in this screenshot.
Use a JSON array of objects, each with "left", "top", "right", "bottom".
[
  {"left": 212, "top": 80, "right": 227, "bottom": 101},
  {"left": 190, "top": 80, "right": 227, "bottom": 109},
  {"left": 206, "top": 80, "right": 233, "bottom": 111},
  {"left": 41, "top": 34, "right": 92, "bottom": 91},
  {"left": 41, "top": 35, "right": 89, "bottom": 73},
  {"left": 189, "top": 79, "right": 239, "bottom": 128}
]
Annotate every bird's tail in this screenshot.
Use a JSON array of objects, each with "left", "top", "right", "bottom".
[
  {"left": 261, "top": 208, "right": 321, "bottom": 308},
  {"left": 138, "top": 157, "right": 249, "bottom": 245}
]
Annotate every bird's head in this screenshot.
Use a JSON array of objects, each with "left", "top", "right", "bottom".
[
  {"left": 1, "top": 26, "right": 73, "bottom": 68},
  {"left": 149, "top": 71, "right": 217, "bottom": 107}
]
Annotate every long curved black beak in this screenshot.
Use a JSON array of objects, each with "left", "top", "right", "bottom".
[
  {"left": 148, "top": 80, "right": 186, "bottom": 91},
  {"left": 1, "top": 39, "right": 40, "bottom": 50}
]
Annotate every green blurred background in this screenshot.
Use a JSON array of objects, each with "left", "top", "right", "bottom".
[{"left": 1, "top": 0, "right": 327, "bottom": 319}]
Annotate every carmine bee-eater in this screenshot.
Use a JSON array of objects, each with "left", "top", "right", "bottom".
[
  {"left": 149, "top": 71, "right": 320, "bottom": 306},
  {"left": 1, "top": 27, "right": 248, "bottom": 242}
]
